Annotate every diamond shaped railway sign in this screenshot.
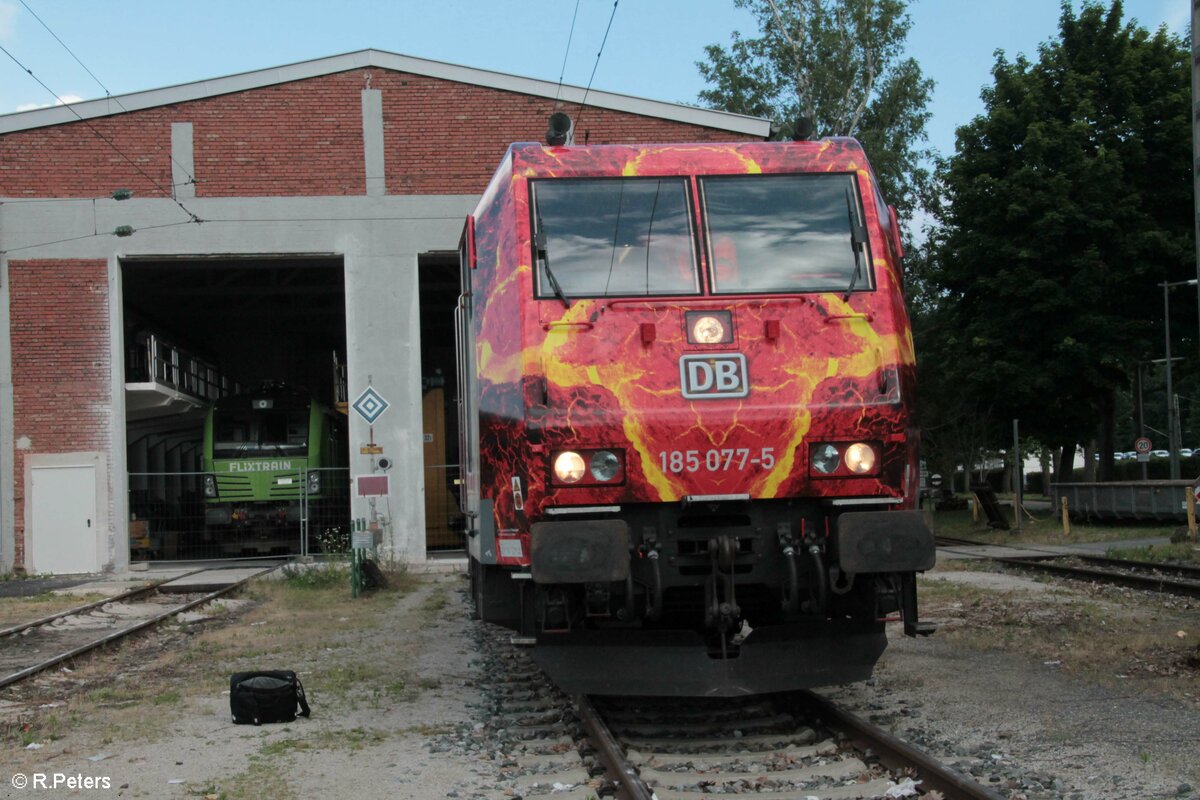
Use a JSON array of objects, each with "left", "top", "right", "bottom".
[{"left": 352, "top": 386, "right": 390, "bottom": 424}]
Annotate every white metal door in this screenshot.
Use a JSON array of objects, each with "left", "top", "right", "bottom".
[{"left": 30, "top": 465, "right": 99, "bottom": 574}]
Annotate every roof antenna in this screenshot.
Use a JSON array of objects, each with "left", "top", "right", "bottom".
[
  {"left": 546, "top": 111, "right": 574, "bottom": 146},
  {"left": 792, "top": 117, "right": 815, "bottom": 141}
]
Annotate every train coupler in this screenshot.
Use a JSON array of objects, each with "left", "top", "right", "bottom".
[
  {"left": 584, "top": 582, "right": 611, "bottom": 618},
  {"left": 541, "top": 587, "right": 572, "bottom": 633}
]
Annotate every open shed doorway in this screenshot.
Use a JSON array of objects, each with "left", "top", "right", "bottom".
[
  {"left": 121, "top": 256, "right": 348, "bottom": 562},
  {"left": 419, "top": 251, "right": 465, "bottom": 556}
]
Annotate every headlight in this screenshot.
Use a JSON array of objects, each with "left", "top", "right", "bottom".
[
  {"left": 686, "top": 310, "right": 733, "bottom": 345},
  {"left": 590, "top": 450, "right": 620, "bottom": 482},
  {"left": 203, "top": 474, "right": 217, "bottom": 498},
  {"left": 809, "top": 441, "right": 881, "bottom": 477},
  {"left": 845, "top": 443, "right": 876, "bottom": 474},
  {"left": 553, "top": 451, "right": 586, "bottom": 483},
  {"left": 692, "top": 315, "right": 725, "bottom": 344},
  {"left": 307, "top": 470, "right": 321, "bottom": 493},
  {"left": 811, "top": 444, "right": 840, "bottom": 474}
]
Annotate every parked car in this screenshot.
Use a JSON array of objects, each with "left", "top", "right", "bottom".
[
  {"left": 1180, "top": 448, "right": 1194, "bottom": 458},
  {"left": 1151, "top": 449, "right": 1170, "bottom": 458}
]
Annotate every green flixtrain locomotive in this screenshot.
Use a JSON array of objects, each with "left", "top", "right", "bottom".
[{"left": 202, "top": 383, "right": 347, "bottom": 555}]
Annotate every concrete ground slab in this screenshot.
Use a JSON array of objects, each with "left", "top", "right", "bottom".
[
  {"left": 936, "top": 536, "right": 1174, "bottom": 561},
  {"left": 923, "top": 570, "right": 1059, "bottom": 594},
  {"left": 157, "top": 567, "right": 275, "bottom": 594}
]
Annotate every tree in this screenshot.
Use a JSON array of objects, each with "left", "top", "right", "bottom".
[
  {"left": 920, "top": 1, "right": 1192, "bottom": 480},
  {"left": 697, "top": 0, "right": 934, "bottom": 218}
]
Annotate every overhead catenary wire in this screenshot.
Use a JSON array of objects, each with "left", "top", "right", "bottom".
[
  {"left": 0, "top": 220, "right": 199, "bottom": 256},
  {"left": 573, "top": 0, "right": 620, "bottom": 139},
  {"left": 17, "top": 0, "right": 111, "bottom": 99},
  {"left": 553, "top": 0, "right": 583, "bottom": 108},
  {"left": 14, "top": 0, "right": 199, "bottom": 188},
  {"left": 0, "top": 42, "right": 202, "bottom": 224}
]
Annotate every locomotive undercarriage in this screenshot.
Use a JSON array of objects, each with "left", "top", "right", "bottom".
[{"left": 472, "top": 497, "right": 935, "bottom": 696}]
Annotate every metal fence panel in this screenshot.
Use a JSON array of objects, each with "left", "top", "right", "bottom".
[
  {"left": 1049, "top": 480, "right": 1192, "bottom": 521},
  {"left": 129, "top": 468, "right": 350, "bottom": 561}
]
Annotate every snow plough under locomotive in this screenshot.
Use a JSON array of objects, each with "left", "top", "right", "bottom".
[{"left": 455, "top": 138, "right": 934, "bottom": 696}]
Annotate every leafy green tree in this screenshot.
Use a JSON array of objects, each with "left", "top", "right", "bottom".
[
  {"left": 921, "top": 1, "right": 1192, "bottom": 480},
  {"left": 697, "top": 0, "right": 934, "bottom": 218}
]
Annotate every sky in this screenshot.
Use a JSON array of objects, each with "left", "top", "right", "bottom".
[{"left": 0, "top": 0, "right": 1189, "bottom": 160}]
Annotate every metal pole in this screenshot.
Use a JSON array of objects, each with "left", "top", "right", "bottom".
[
  {"left": 1136, "top": 363, "right": 1148, "bottom": 481},
  {"left": 1012, "top": 418, "right": 1022, "bottom": 533},
  {"left": 1165, "top": 281, "right": 1181, "bottom": 480},
  {"left": 1175, "top": 392, "right": 1184, "bottom": 467},
  {"left": 1192, "top": 0, "right": 1200, "bottom": 360}
]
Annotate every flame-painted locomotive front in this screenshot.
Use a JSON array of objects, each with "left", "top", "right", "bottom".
[{"left": 459, "top": 140, "right": 934, "bottom": 697}]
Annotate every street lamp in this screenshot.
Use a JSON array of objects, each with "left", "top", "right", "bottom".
[{"left": 1162, "top": 278, "right": 1197, "bottom": 480}]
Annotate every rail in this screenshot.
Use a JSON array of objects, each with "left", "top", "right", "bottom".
[
  {"left": 579, "top": 689, "right": 1004, "bottom": 800},
  {"left": 936, "top": 536, "right": 1200, "bottom": 598},
  {"left": 796, "top": 691, "right": 1007, "bottom": 800},
  {"left": 0, "top": 568, "right": 206, "bottom": 638},
  {"left": 0, "top": 566, "right": 278, "bottom": 690}
]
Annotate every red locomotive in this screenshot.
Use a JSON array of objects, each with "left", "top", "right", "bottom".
[{"left": 455, "top": 136, "right": 934, "bottom": 696}]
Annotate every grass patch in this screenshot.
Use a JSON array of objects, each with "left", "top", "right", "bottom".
[
  {"left": 1105, "top": 542, "right": 1200, "bottom": 565},
  {"left": 310, "top": 662, "right": 385, "bottom": 697},
  {"left": 418, "top": 586, "right": 449, "bottom": 615},
  {"left": 253, "top": 727, "right": 389, "bottom": 761},
  {"left": 85, "top": 686, "right": 141, "bottom": 706},
  {"left": 0, "top": 592, "right": 112, "bottom": 627},
  {"left": 5, "top": 570, "right": 453, "bottom": 783},
  {"left": 916, "top": 568, "right": 1199, "bottom": 699},
  {"left": 279, "top": 563, "right": 351, "bottom": 590},
  {"left": 928, "top": 505, "right": 1176, "bottom": 545},
  {"left": 4, "top": 713, "right": 67, "bottom": 747},
  {"left": 203, "top": 757, "right": 296, "bottom": 800},
  {"left": 259, "top": 738, "right": 312, "bottom": 757},
  {"left": 311, "top": 726, "right": 389, "bottom": 750}
]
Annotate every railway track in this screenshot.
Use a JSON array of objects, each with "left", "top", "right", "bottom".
[
  {"left": 936, "top": 536, "right": 1200, "bottom": 599},
  {"left": 582, "top": 692, "right": 1005, "bottom": 800},
  {"left": 0, "top": 566, "right": 276, "bottom": 690},
  {"left": 458, "top": 625, "right": 1007, "bottom": 798}
]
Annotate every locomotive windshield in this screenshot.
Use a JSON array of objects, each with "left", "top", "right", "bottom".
[
  {"left": 531, "top": 178, "right": 699, "bottom": 298},
  {"left": 213, "top": 404, "right": 309, "bottom": 458},
  {"left": 701, "top": 173, "right": 871, "bottom": 294},
  {"left": 530, "top": 173, "right": 872, "bottom": 299}
]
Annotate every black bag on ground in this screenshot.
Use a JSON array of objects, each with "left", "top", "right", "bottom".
[{"left": 230, "top": 670, "right": 311, "bottom": 725}]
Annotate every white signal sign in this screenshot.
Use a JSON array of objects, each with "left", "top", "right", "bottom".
[
  {"left": 352, "top": 387, "right": 390, "bottom": 424},
  {"left": 1134, "top": 437, "right": 1152, "bottom": 455}
]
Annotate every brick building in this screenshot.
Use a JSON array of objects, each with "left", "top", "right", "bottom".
[{"left": 0, "top": 49, "right": 768, "bottom": 573}]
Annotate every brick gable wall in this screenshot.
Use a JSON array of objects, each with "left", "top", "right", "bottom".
[
  {"left": 8, "top": 259, "right": 111, "bottom": 567},
  {"left": 0, "top": 69, "right": 758, "bottom": 199}
]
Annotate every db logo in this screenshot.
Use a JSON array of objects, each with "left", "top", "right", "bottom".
[{"left": 679, "top": 354, "right": 749, "bottom": 400}]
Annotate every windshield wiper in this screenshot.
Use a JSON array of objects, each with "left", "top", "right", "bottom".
[
  {"left": 535, "top": 215, "right": 570, "bottom": 309},
  {"left": 842, "top": 187, "right": 868, "bottom": 301}
]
